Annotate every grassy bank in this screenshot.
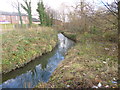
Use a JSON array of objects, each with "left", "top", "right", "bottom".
[
  {"left": 0, "top": 24, "right": 15, "bottom": 30},
  {"left": 1, "top": 27, "right": 58, "bottom": 74},
  {"left": 35, "top": 32, "right": 118, "bottom": 88}
]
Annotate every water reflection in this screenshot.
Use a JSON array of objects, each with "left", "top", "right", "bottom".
[{"left": 1, "top": 33, "right": 74, "bottom": 88}]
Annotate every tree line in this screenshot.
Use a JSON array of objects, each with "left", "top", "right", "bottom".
[
  {"left": 13, "top": 0, "right": 53, "bottom": 27},
  {"left": 12, "top": 0, "right": 120, "bottom": 38}
]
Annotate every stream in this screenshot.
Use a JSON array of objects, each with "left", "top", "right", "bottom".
[{"left": 1, "top": 33, "right": 74, "bottom": 88}]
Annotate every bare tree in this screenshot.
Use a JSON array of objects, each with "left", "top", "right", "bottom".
[
  {"left": 66, "top": 0, "right": 91, "bottom": 33},
  {"left": 101, "top": 0, "right": 119, "bottom": 53},
  {"left": 11, "top": 0, "right": 23, "bottom": 27},
  {"left": 101, "top": 0, "right": 118, "bottom": 17}
]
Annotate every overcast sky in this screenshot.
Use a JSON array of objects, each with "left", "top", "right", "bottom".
[
  {"left": 0, "top": 0, "right": 114, "bottom": 16},
  {"left": 0, "top": 0, "right": 77, "bottom": 14}
]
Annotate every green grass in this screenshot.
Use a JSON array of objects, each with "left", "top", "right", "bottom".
[
  {"left": 0, "top": 24, "right": 15, "bottom": 30},
  {"left": 0, "top": 24, "right": 38, "bottom": 30},
  {"left": 62, "top": 32, "right": 77, "bottom": 42},
  {"left": 35, "top": 31, "right": 118, "bottom": 88},
  {"left": 2, "top": 27, "right": 58, "bottom": 73}
]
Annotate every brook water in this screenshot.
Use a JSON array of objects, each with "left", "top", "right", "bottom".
[{"left": 1, "top": 33, "right": 74, "bottom": 88}]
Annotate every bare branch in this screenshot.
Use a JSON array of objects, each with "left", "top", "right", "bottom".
[
  {"left": 101, "top": 1, "right": 118, "bottom": 17},
  {"left": 21, "top": 4, "right": 27, "bottom": 12}
]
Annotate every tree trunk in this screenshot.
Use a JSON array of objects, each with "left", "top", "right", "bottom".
[
  {"left": 21, "top": 0, "right": 32, "bottom": 27},
  {"left": 18, "top": 3, "right": 23, "bottom": 28}
]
